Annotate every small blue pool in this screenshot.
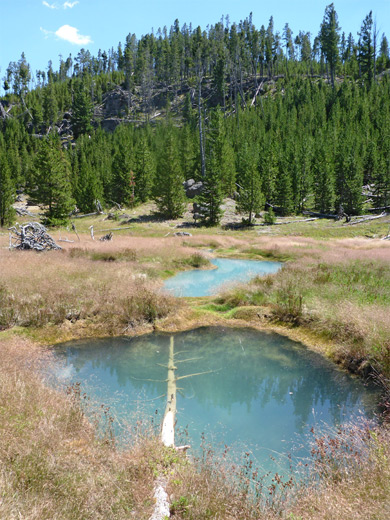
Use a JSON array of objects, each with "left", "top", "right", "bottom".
[{"left": 163, "top": 257, "right": 282, "bottom": 297}]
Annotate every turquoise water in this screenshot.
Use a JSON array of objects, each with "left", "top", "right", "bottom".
[
  {"left": 163, "top": 258, "right": 282, "bottom": 297},
  {"left": 54, "top": 327, "right": 379, "bottom": 477}
]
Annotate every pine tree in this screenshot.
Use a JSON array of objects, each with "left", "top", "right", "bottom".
[
  {"left": 29, "top": 137, "right": 74, "bottom": 225},
  {"left": 154, "top": 133, "right": 186, "bottom": 218},
  {"left": 313, "top": 140, "right": 335, "bottom": 213},
  {"left": 373, "top": 131, "right": 390, "bottom": 208},
  {"left": 0, "top": 148, "right": 16, "bottom": 227},
  {"left": 220, "top": 141, "right": 236, "bottom": 197},
  {"left": 209, "top": 109, "right": 236, "bottom": 197},
  {"left": 197, "top": 149, "right": 223, "bottom": 226},
  {"left": 74, "top": 148, "right": 104, "bottom": 213},
  {"left": 212, "top": 57, "right": 227, "bottom": 107},
  {"left": 134, "top": 136, "right": 155, "bottom": 203},
  {"left": 236, "top": 143, "right": 263, "bottom": 224},
  {"left": 378, "top": 34, "right": 390, "bottom": 72},
  {"left": 42, "top": 83, "right": 58, "bottom": 127},
  {"left": 71, "top": 80, "right": 93, "bottom": 139},
  {"left": 373, "top": 156, "right": 390, "bottom": 208},
  {"left": 275, "top": 149, "right": 294, "bottom": 215},
  {"left": 180, "top": 124, "right": 197, "bottom": 180},
  {"left": 292, "top": 136, "right": 313, "bottom": 212},
  {"left": 111, "top": 142, "right": 134, "bottom": 206},
  {"left": 320, "top": 3, "right": 340, "bottom": 88},
  {"left": 182, "top": 93, "right": 195, "bottom": 127},
  {"left": 358, "top": 11, "right": 374, "bottom": 82},
  {"left": 335, "top": 136, "right": 363, "bottom": 215}
]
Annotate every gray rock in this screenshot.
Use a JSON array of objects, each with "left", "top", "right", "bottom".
[
  {"left": 186, "top": 181, "right": 204, "bottom": 198},
  {"left": 193, "top": 202, "right": 209, "bottom": 214},
  {"left": 183, "top": 178, "right": 196, "bottom": 189},
  {"left": 101, "top": 118, "right": 122, "bottom": 132},
  {"left": 103, "top": 87, "right": 131, "bottom": 118}
]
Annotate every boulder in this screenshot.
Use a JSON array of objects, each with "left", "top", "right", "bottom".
[
  {"left": 183, "top": 179, "right": 196, "bottom": 189},
  {"left": 103, "top": 87, "right": 131, "bottom": 118},
  {"left": 185, "top": 181, "right": 204, "bottom": 198},
  {"left": 101, "top": 118, "right": 122, "bottom": 132}
]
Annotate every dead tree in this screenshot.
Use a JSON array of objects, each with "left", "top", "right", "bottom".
[
  {"left": 345, "top": 212, "right": 387, "bottom": 226},
  {"left": 9, "top": 222, "right": 61, "bottom": 251},
  {"left": 99, "top": 232, "right": 113, "bottom": 241}
]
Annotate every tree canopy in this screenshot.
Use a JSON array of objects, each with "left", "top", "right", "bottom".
[{"left": 0, "top": 6, "right": 389, "bottom": 226}]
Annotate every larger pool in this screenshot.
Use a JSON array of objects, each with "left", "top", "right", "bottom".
[{"left": 53, "top": 327, "right": 379, "bottom": 478}]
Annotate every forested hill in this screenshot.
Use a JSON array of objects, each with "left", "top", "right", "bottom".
[{"left": 1, "top": 5, "right": 390, "bottom": 227}]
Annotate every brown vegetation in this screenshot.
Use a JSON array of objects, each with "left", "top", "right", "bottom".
[
  {"left": 0, "top": 336, "right": 163, "bottom": 519},
  {"left": 208, "top": 238, "right": 390, "bottom": 381},
  {"left": 167, "top": 422, "right": 390, "bottom": 520},
  {"left": 0, "top": 235, "right": 205, "bottom": 339},
  {"left": 1, "top": 228, "right": 390, "bottom": 518}
]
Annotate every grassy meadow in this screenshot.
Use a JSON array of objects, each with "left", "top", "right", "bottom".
[{"left": 1, "top": 209, "right": 390, "bottom": 519}]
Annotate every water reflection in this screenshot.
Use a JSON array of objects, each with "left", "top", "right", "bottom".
[{"left": 54, "top": 327, "right": 379, "bottom": 472}]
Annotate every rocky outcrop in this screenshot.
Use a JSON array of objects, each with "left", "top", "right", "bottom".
[
  {"left": 100, "top": 117, "right": 122, "bottom": 132},
  {"left": 102, "top": 87, "right": 131, "bottom": 118}
]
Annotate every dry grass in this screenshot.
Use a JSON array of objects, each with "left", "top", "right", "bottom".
[
  {"left": 288, "top": 425, "right": 390, "bottom": 520},
  {"left": 1, "top": 226, "right": 390, "bottom": 518},
  {"left": 166, "top": 423, "right": 390, "bottom": 520},
  {"left": 1, "top": 335, "right": 389, "bottom": 520},
  {"left": 0, "top": 336, "right": 165, "bottom": 520},
  {"left": 0, "top": 239, "right": 186, "bottom": 339},
  {"left": 215, "top": 247, "right": 390, "bottom": 378}
]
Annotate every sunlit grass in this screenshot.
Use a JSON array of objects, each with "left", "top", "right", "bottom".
[
  {"left": 0, "top": 337, "right": 162, "bottom": 519},
  {"left": 0, "top": 240, "right": 184, "bottom": 339},
  {"left": 1, "top": 217, "right": 390, "bottom": 519},
  {"left": 216, "top": 256, "right": 390, "bottom": 377}
]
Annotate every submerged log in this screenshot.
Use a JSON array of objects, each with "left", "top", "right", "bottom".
[{"left": 161, "top": 336, "right": 177, "bottom": 448}]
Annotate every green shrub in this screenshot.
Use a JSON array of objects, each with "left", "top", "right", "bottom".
[
  {"left": 120, "top": 285, "right": 176, "bottom": 326},
  {"left": 263, "top": 208, "right": 276, "bottom": 225},
  {"left": 176, "top": 253, "right": 211, "bottom": 269},
  {"left": 273, "top": 281, "right": 304, "bottom": 324}
]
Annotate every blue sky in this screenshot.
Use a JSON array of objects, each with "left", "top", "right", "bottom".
[{"left": 1, "top": 0, "right": 389, "bottom": 90}]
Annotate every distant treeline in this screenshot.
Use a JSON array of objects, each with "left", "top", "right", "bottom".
[{"left": 0, "top": 4, "right": 389, "bottom": 226}]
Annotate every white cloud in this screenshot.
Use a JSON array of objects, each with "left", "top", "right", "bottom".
[
  {"left": 40, "top": 27, "right": 54, "bottom": 38},
  {"left": 55, "top": 25, "right": 92, "bottom": 45},
  {"left": 42, "top": 1, "right": 57, "bottom": 8},
  {"left": 63, "top": 1, "right": 79, "bottom": 8},
  {"left": 42, "top": 1, "right": 79, "bottom": 9}
]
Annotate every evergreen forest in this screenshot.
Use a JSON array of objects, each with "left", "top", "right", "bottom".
[{"left": 1, "top": 4, "right": 390, "bottom": 227}]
